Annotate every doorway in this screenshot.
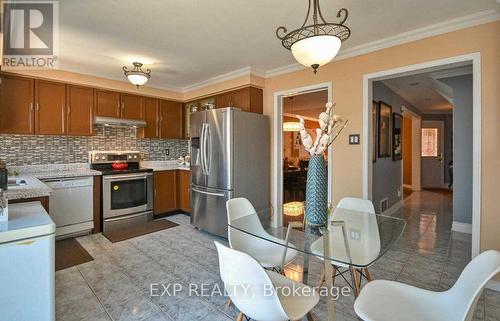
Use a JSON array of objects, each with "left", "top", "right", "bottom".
[
  {"left": 363, "top": 53, "right": 481, "bottom": 257},
  {"left": 421, "top": 120, "right": 445, "bottom": 189},
  {"left": 272, "top": 82, "right": 333, "bottom": 228},
  {"left": 282, "top": 90, "right": 329, "bottom": 227}
]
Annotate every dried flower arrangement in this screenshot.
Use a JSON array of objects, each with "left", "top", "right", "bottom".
[{"left": 298, "top": 102, "right": 348, "bottom": 155}]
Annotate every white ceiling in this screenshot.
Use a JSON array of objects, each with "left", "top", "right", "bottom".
[
  {"left": 58, "top": 0, "right": 498, "bottom": 91},
  {"left": 381, "top": 66, "right": 472, "bottom": 114}
]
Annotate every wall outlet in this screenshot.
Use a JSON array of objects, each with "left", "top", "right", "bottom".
[
  {"left": 165, "top": 148, "right": 170, "bottom": 156},
  {"left": 397, "top": 189, "right": 402, "bottom": 197}
]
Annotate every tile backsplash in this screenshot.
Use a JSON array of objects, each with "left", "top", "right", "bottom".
[{"left": 0, "top": 126, "right": 189, "bottom": 166}]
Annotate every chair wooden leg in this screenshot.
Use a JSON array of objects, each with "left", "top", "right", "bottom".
[
  {"left": 226, "top": 298, "right": 232, "bottom": 308},
  {"left": 331, "top": 266, "right": 337, "bottom": 286},
  {"left": 306, "top": 312, "right": 314, "bottom": 321},
  {"left": 318, "top": 269, "right": 325, "bottom": 287},
  {"left": 351, "top": 267, "right": 361, "bottom": 297},
  {"left": 236, "top": 312, "right": 244, "bottom": 321},
  {"left": 364, "top": 267, "right": 373, "bottom": 282}
]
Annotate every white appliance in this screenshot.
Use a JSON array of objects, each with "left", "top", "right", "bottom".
[
  {"left": 43, "top": 177, "right": 94, "bottom": 239},
  {"left": 0, "top": 201, "right": 55, "bottom": 321}
]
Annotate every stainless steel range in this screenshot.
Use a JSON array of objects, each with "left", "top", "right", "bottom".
[{"left": 89, "top": 151, "right": 153, "bottom": 234}]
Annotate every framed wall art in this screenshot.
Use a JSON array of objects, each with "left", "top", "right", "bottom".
[
  {"left": 392, "top": 113, "right": 403, "bottom": 161},
  {"left": 377, "top": 101, "right": 392, "bottom": 158}
]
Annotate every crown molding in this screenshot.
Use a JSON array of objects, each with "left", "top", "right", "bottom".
[
  {"left": 180, "top": 66, "right": 265, "bottom": 93},
  {"left": 264, "top": 9, "right": 500, "bottom": 79}
]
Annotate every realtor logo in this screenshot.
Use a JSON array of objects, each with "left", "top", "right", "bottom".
[{"left": 1, "top": 0, "right": 59, "bottom": 69}]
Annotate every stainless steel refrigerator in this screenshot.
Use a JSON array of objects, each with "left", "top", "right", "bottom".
[{"left": 190, "top": 107, "right": 270, "bottom": 237}]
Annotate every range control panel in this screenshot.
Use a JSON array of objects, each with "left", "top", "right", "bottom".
[{"left": 89, "top": 151, "right": 142, "bottom": 164}]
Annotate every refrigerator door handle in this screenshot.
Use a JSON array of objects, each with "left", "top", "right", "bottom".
[
  {"left": 200, "top": 123, "right": 207, "bottom": 175},
  {"left": 206, "top": 123, "right": 212, "bottom": 175},
  {"left": 191, "top": 187, "right": 225, "bottom": 197}
]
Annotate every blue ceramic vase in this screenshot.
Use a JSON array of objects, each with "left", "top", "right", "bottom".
[{"left": 305, "top": 155, "right": 328, "bottom": 226}]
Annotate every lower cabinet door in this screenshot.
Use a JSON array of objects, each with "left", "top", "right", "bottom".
[{"left": 154, "top": 171, "right": 177, "bottom": 215}]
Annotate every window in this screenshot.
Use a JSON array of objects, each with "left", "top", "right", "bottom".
[{"left": 422, "top": 128, "right": 438, "bottom": 157}]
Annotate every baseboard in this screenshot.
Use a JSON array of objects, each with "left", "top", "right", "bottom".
[
  {"left": 486, "top": 280, "right": 500, "bottom": 292},
  {"left": 403, "top": 184, "right": 421, "bottom": 191},
  {"left": 383, "top": 200, "right": 403, "bottom": 216},
  {"left": 451, "top": 221, "right": 472, "bottom": 234}
]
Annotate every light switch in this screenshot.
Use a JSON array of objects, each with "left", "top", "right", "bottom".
[{"left": 349, "top": 134, "right": 360, "bottom": 145}]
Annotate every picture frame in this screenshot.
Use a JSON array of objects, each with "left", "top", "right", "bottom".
[
  {"left": 377, "top": 101, "right": 392, "bottom": 158},
  {"left": 392, "top": 113, "right": 403, "bottom": 161},
  {"left": 372, "top": 101, "right": 378, "bottom": 162}
]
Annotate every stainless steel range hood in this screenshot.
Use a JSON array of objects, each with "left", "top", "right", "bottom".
[{"left": 94, "top": 116, "right": 146, "bottom": 128}]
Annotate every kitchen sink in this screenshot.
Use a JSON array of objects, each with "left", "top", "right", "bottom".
[{"left": 7, "top": 179, "right": 27, "bottom": 187}]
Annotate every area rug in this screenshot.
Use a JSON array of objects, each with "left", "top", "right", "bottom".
[
  {"left": 55, "top": 238, "right": 93, "bottom": 271},
  {"left": 103, "top": 219, "right": 179, "bottom": 243}
]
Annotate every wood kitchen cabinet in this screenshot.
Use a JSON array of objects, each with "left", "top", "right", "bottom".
[
  {"left": 215, "top": 91, "right": 233, "bottom": 109},
  {"left": 141, "top": 97, "right": 160, "bottom": 138},
  {"left": 35, "top": 80, "right": 66, "bottom": 135},
  {"left": 177, "top": 170, "right": 191, "bottom": 213},
  {"left": 214, "top": 86, "right": 263, "bottom": 113},
  {"left": 120, "top": 93, "right": 144, "bottom": 120},
  {"left": 95, "top": 89, "right": 120, "bottom": 118},
  {"left": 66, "top": 85, "right": 94, "bottom": 136},
  {"left": 0, "top": 74, "right": 34, "bottom": 134},
  {"left": 159, "top": 100, "right": 183, "bottom": 139},
  {"left": 154, "top": 170, "right": 177, "bottom": 215}
]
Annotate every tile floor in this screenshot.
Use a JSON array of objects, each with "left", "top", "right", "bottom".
[{"left": 56, "top": 190, "right": 500, "bottom": 321}]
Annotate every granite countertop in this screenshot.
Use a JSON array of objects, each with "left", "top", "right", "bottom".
[
  {"left": 140, "top": 161, "right": 190, "bottom": 172},
  {"left": 3, "top": 176, "right": 54, "bottom": 201},
  {"left": 33, "top": 169, "right": 101, "bottom": 180},
  {"left": 3, "top": 163, "right": 101, "bottom": 201}
]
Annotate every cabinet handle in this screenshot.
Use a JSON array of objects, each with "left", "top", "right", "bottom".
[
  {"left": 29, "top": 102, "right": 33, "bottom": 112},
  {"left": 154, "top": 189, "right": 157, "bottom": 196},
  {"left": 36, "top": 103, "right": 40, "bottom": 111},
  {"left": 67, "top": 105, "right": 71, "bottom": 114}
]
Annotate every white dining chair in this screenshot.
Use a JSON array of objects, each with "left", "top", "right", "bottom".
[
  {"left": 312, "top": 197, "right": 377, "bottom": 294},
  {"left": 354, "top": 250, "right": 500, "bottom": 321},
  {"left": 215, "top": 241, "right": 319, "bottom": 321},
  {"left": 226, "top": 198, "right": 298, "bottom": 271}
]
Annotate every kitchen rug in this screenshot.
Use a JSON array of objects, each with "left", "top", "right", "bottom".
[
  {"left": 103, "top": 219, "right": 179, "bottom": 243},
  {"left": 55, "top": 238, "right": 93, "bottom": 271}
]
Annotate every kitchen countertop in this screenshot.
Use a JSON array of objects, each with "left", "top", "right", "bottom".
[
  {"left": 3, "top": 176, "right": 54, "bottom": 201},
  {"left": 3, "top": 164, "right": 101, "bottom": 201},
  {"left": 140, "top": 161, "right": 190, "bottom": 172}
]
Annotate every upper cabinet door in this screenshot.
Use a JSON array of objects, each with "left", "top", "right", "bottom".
[
  {"left": 66, "top": 85, "right": 94, "bottom": 136},
  {"left": 215, "top": 92, "right": 232, "bottom": 108},
  {"left": 95, "top": 90, "right": 120, "bottom": 118},
  {"left": 159, "top": 100, "right": 183, "bottom": 139},
  {"left": 142, "top": 97, "right": 159, "bottom": 138},
  {"left": 35, "top": 80, "right": 66, "bottom": 135},
  {"left": 231, "top": 87, "right": 251, "bottom": 111},
  {"left": 0, "top": 74, "right": 34, "bottom": 134},
  {"left": 120, "top": 94, "right": 144, "bottom": 120}
]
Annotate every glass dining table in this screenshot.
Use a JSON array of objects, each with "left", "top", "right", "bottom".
[{"left": 228, "top": 207, "right": 406, "bottom": 321}]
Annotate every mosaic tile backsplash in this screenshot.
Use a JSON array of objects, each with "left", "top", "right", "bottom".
[{"left": 0, "top": 126, "right": 189, "bottom": 166}]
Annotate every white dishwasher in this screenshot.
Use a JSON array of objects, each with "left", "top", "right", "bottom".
[{"left": 43, "top": 176, "right": 94, "bottom": 239}]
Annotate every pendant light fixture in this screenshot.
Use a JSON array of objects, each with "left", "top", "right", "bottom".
[
  {"left": 123, "top": 62, "right": 151, "bottom": 87},
  {"left": 276, "top": 0, "right": 351, "bottom": 74}
]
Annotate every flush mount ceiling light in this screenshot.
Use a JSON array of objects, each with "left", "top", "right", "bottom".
[
  {"left": 276, "top": 0, "right": 351, "bottom": 74},
  {"left": 283, "top": 121, "right": 302, "bottom": 132},
  {"left": 123, "top": 62, "right": 151, "bottom": 87}
]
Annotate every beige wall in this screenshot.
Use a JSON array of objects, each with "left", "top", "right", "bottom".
[
  {"left": 263, "top": 21, "right": 500, "bottom": 256},
  {"left": 182, "top": 74, "right": 265, "bottom": 101}
]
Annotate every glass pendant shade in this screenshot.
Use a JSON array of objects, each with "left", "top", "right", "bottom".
[
  {"left": 291, "top": 35, "right": 341, "bottom": 70},
  {"left": 127, "top": 73, "right": 149, "bottom": 86}
]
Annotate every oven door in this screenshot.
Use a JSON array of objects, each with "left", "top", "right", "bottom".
[{"left": 102, "top": 173, "right": 153, "bottom": 219}]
